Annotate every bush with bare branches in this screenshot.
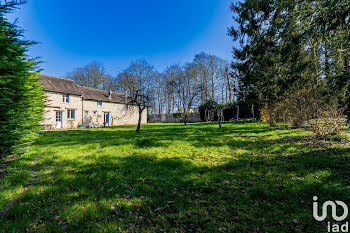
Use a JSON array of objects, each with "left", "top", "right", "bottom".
[
  {"left": 308, "top": 108, "right": 346, "bottom": 138},
  {"left": 261, "top": 87, "right": 347, "bottom": 137}
]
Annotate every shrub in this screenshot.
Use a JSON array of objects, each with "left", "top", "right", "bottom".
[
  {"left": 172, "top": 113, "right": 182, "bottom": 118},
  {"left": 260, "top": 105, "right": 276, "bottom": 126},
  {"left": 67, "top": 120, "right": 75, "bottom": 129},
  {"left": 261, "top": 87, "right": 346, "bottom": 137},
  {"left": 308, "top": 107, "right": 346, "bottom": 138}
]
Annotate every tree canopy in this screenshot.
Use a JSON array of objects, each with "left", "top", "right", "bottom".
[{"left": 229, "top": 0, "right": 350, "bottom": 117}]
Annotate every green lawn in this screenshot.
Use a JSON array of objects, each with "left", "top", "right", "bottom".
[{"left": 0, "top": 122, "right": 349, "bottom": 232}]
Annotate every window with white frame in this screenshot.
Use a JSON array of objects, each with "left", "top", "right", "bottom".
[
  {"left": 97, "top": 100, "right": 102, "bottom": 107},
  {"left": 63, "top": 94, "right": 70, "bottom": 103},
  {"left": 67, "top": 110, "right": 75, "bottom": 120}
]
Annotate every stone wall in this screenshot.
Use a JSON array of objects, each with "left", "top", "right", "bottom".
[
  {"left": 41, "top": 91, "right": 147, "bottom": 130},
  {"left": 148, "top": 113, "right": 201, "bottom": 123}
]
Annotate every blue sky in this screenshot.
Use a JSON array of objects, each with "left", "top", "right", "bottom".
[{"left": 8, "top": 0, "right": 235, "bottom": 77}]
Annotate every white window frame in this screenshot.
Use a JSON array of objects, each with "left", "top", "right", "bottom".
[
  {"left": 67, "top": 110, "right": 75, "bottom": 120},
  {"left": 63, "top": 93, "right": 70, "bottom": 103},
  {"left": 97, "top": 100, "right": 102, "bottom": 107}
]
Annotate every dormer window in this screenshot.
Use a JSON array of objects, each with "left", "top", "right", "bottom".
[
  {"left": 97, "top": 100, "right": 102, "bottom": 107},
  {"left": 63, "top": 94, "right": 70, "bottom": 103}
]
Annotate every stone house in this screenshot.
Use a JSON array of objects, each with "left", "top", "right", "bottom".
[{"left": 39, "top": 74, "right": 147, "bottom": 130}]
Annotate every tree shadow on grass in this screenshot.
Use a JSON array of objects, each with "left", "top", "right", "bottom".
[
  {"left": 1, "top": 146, "right": 349, "bottom": 232},
  {"left": 36, "top": 127, "right": 172, "bottom": 150},
  {"left": 35, "top": 123, "right": 290, "bottom": 154}
]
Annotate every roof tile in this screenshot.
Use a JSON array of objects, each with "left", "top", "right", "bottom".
[{"left": 39, "top": 74, "right": 128, "bottom": 104}]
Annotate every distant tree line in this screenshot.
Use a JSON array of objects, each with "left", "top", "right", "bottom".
[
  {"left": 66, "top": 53, "right": 238, "bottom": 116},
  {"left": 66, "top": 61, "right": 117, "bottom": 91}
]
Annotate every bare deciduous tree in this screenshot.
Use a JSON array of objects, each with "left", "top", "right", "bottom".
[
  {"left": 116, "top": 60, "right": 155, "bottom": 132},
  {"left": 69, "top": 53, "right": 232, "bottom": 123},
  {"left": 67, "top": 61, "right": 113, "bottom": 90},
  {"left": 164, "top": 65, "right": 181, "bottom": 113},
  {"left": 193, "top": 53, "right": 228, "bottom": 104},
  {"left": 130, "top": 90, "right": 150, "bottom": 133},
  {"left": 176, "top": 63, "right": 201, "bottom": 125}
]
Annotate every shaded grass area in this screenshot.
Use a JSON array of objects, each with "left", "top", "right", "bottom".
[{"left": 0, "top": 122, "right": 349, "bottom": 232}]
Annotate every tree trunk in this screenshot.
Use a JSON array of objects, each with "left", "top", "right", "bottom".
[
  {"left": 205, "top": 78, "right": 208, "bottom": 102},
  {"left": 221, "top": 85, "right": 224, "bottom": 103},
  {"left": 313, "top": 46, "right": 320, "bottom": 85},
  {"left": 324, "top": 42, "right": 330, "bottom": 80},
  {"left": 211, "top": 75, "right": 215, "bottom": 101},
  {"left": 167, "top": 98, "right": 171, "bottom": 114},
  {"left": 226, "top": 68, "right": 232, "bottom": 103},
  {"left": 232, "top": 77, "right": 236, "bottom": 102},
  {"left": 218, "top": 110, "right": 222, "bottom": 128},
  {"left": 136, "top": 110, "right": 142, "bottom": 133}
]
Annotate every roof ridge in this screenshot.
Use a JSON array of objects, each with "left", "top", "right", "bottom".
[
  {"left": 40, "top": 74, "right": 75, "bottom": 82},
  {"left": 40, "top": 74, "right": 126, "bottom": 100},
  {"left": 78, "top": 85, "right": 125, "bottom": 96},
  {"left": 79, "top": 85, "right": 106, "bottom": 91}
]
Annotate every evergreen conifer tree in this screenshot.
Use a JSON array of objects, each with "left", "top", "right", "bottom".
[{"left": 0, "top": 1, "right": 44, "bottom": 157}]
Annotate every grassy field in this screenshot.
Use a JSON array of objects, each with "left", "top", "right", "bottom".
[{"left": 0, "top": 122, "right": 349, "bottom": 232}]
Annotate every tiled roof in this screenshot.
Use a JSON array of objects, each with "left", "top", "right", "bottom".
[
  {"left": 79, "top": 86, "right": 126, "bottom": 103},
  {"left": 39, "top": 74, "right": 128, "bottom": 104},
  {"left": 40, "top": 74, "right": 81, "bottom": 95}
]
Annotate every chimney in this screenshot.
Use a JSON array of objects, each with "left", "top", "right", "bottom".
[{"left": 108, "top": 90, "right": 112, "bottom": 100}]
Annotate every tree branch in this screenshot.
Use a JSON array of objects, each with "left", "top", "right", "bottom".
[{"left": 0, "top": 0, "right": 26, "bottom": 13}]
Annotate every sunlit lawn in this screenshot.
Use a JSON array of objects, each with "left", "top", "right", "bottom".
[{"left": 0, "top": 122, "right": 349, "bottom": 232}]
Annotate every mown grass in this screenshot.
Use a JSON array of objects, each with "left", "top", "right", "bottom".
[{"left": 0, "top": 122, "right": 349, "bottom": 232}]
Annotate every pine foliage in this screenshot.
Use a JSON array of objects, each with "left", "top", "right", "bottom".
[
  {"left": 229, "top": 0, "right": 350, "bottom": 116},
  {"left": 0, "top": 2, "right": 44, "bottom": 157}
]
